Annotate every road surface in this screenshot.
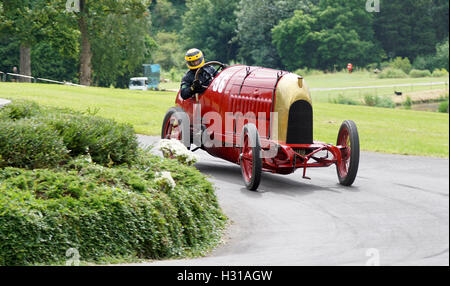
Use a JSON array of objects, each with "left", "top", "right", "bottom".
[{"left": 132, "top": 135, "right": 449, "bottom": 266}]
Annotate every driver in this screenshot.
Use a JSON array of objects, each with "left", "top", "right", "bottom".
[{"left": 180, "top": 48, "right": 218, "bottom": 100}]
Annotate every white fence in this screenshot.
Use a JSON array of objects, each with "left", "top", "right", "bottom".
[{"left": 0, "top": 71, "right": 84, "bottom": 87}]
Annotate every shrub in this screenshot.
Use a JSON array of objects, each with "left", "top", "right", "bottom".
[
  {"left": 0, "top": 153, "right": 226, "bottom": 265},
  {"left": 0, "top": 100, "right": 41, "bottom": 120},
  {"left": 1, "top": 101, "right": 139, "bottom": 166},
  {"left": 293, "top": 68, "right": 324, "bottom": 76},
  {"left": 438, "top": 101, "right": 449, "bottom": 113},
  {"left": 432, "top": 68, "right": 449, "bottom": 77},
  {"left": 390, "top": 57, "right": 412, "bottom": 74},
  {"left": 43, "top": 113, "right": 138, "bottom": 166},
  {"left": 363, "top": 94, "right": 395, "bottom": 108},
  {"left": 378, "top": 68, "right": 408, "bottom": 79},
  {"left": 0, "top": 119, "right": 69, "bottom": 169},
  {"left": 403, "top": 96, "right": 413, "bottom": 110},
  {"left": 329, "top": 94, "right": 359, "bottom": 105},
  {"left": 409, "top": 69, "right": 431, "bottom": 78}
]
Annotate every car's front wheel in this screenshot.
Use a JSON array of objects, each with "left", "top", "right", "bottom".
[
  {"left": 239, "top": 124, "right": 262, "bottom": 191},
  {"left": 336, "top": 120, "right": 360, "bottom": 186}
]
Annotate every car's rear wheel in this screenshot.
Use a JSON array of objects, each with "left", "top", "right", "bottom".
[
  {"left": 240, "top": 124, "right": 262, "bottom": 191},
  {"left": 336, "top": 120, "right": 360, "bottom": 186}
]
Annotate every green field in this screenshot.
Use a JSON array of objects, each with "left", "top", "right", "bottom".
[
  {"left": 1, "top": 82, "right": 448, "bottom": 157},
  {"left": 161, "top": 70, "right": 449, "bottom": 102}
]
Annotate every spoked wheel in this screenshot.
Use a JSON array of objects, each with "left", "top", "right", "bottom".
[
  {"left": 336, "top": 120, "right": 360, "bottom": 186},
  {"left": 239, "top": 124, "right": 262, "bottom": 191},
  {"left": 161, "top": 107, "right": 190, "bottom": 148}
]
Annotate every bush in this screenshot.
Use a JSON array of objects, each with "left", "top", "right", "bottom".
[
  {"left": 378, "top": 68, "right": 408, "bottom": 79},
  {"left": 409, "top": 69, "right": 431, "bottom": 78},
  {"left": 43, "top": 113, "right": 138, "bottom": 166},
  {"left": 0, "top": 119, "right": 69, "bottom": 169},
  {"left": 0, "top": 153, "right": 226, "bottom": 265},
  {"left": 293, "top": 68, "right": 324, "bottom": 76},
  {"left": 0, "top": 100, "right": 41, "bottom": 120},
  {"left": 329, "top": 94, "right": 359, "bottom": 105},
  {"left": 432, "top": 68, "right": 449, "bottom": 78},
  {"left": 0, "top": 101, "right": 138, "bottom": 166},
  {"left": 363, "top": 94, "right": 395, "bottom": 108},
  {"left": 390, "top": 57, "right": 412, "bottom": 74},
  {"left": 438, "top": 101, "right": 449, "bottom": 113},
  {"left": 403, "top": 96, "right": 413, "bottom": 110}
]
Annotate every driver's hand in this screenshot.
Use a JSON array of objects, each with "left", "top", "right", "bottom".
[{"left": 191, "top": 80, "right": 202, "bottom": 92}]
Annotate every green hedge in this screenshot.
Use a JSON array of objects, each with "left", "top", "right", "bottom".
[
  {"left": 0, "top": 119, "right": 69, "bottom": 169},
  {"left": 378, "top": 68, "right": 408, "bottom": 79},
  {"left": 0, "top": 101, "right": 138, "bottom": 167},
  {"left": 409, "top": 69, "right": 432, "bottom": 78},
  {"left": 0, "top": 153, "right": 226, "bottom": 265}
]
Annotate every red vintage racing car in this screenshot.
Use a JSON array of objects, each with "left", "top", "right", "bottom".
[{"left": 162, "top": 62, "right": 360, "bottom": 190}]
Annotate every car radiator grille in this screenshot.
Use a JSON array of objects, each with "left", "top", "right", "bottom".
[{"left": 286, "top": 100, "right": 313, "bottom": 144}]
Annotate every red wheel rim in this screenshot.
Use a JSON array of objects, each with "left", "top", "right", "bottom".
[
  {"left": 163, "top": 115, "right": 182, "bottom": 140},
  {"left": 241, "top": 133, "right": 253, "bottom": 183},
  {"left": 337, "top": 128, "right": 351, "bottom": 178}
]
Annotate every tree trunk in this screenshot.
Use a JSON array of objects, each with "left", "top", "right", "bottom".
[
  {"left": 79, "top": 14, "right": 92, "bottom": 86},
  {"left": 19, "top": 44, "right": 31, "bottom": 83}
]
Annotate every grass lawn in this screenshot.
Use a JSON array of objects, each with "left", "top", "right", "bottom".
[{"left": 1, "top": 82, "right": 448, "bottom": 157}]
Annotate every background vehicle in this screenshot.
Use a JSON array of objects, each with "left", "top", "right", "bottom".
[
  {"left": 162, "top": 62, "right": 360, "bottom": 190},
  {"left": 129, "top": 77, "right": 149, "bottom": 91}
]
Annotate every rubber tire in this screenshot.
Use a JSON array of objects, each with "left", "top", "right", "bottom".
[
  {"left": 161, "top": 107, "right": 190, "bottom": 148},
  {"left": 336, "top": 120, "right": 360, "bottom": 186},
  {"left": 240, "top": 124, "right": 262, "bottom": 191}
]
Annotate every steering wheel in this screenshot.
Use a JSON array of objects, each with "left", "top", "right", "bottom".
[{"left": 194, "top": 61, "right": 226, "bottom": 88}]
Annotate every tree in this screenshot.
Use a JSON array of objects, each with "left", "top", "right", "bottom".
[
  {"left": 0, "top": 0, "right": 56, "bottom": 82},
  {"left": 272, "top": 0, "right": 382, "bottom": 71},
  {"left": 181, "top": 0, "right": 239, "bottom": 64},
  {"left": 374, "top": 0, "right": 438, "bottom": 60},
  {"left": 90, "top": 13, "right": 154, "bottom": 87},
  {"left": 151, "top": 32, "right": 184, "bottom": 70},
  {"left": 64, "top": 0, "right": 151, "bottom": 86},
  {"left": 236, "top": 0, "right": 316, "bottom": 68}
]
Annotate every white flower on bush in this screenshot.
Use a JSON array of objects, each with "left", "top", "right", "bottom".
[
  {"left": 156, "top": 139, "right": 197, "bottom": 165},
  {"left": 155, "top": 171, "right": 176, "bottom": 190}
]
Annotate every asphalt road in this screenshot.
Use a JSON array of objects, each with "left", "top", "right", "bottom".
[{"left": 134, "top": 135, "right": 449, "bottom": 266}]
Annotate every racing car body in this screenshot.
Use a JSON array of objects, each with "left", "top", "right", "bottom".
[{"left": 162, "top": 62, "right": 360, "bottom": 190}]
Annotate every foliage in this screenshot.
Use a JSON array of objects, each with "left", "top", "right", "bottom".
[
  {"left": 390, "top": 57, "right": 412, "bottom": 74},
  {"left": 363, "top": 94, "right": 395, "bottom": 108},
  {"left": 373, "top": 0, "right": 445, "bottom": 61},
  {"left": 432, "top": 68, "right": 449, "bottom": 77},
  {"left": 182, "top": 0, "right": 240, "bottom": 64},
  {"left": 272, "top": 0, "right": 383, "bottom": 71},
  {"left": 0, "top": 152, "right": 226, "bottom": 265},
  {"left": 409, "top": 69, "right": 432, "bottom": 78},
  {"left": 329, "top": 94, "right": 359, "bottom": 105},
  {"left": 90, "top": 13, "right": 154, "bottom": 88},
  {"left": 236, "top": 0, "right": 311, "bottom": 68},
  {"left": 0, "top": 119, "right": 69, "bottom": 169},
  {"left": 151, "top": 32, "right": 184, "bottom": 71},
  {"left": 403, "top": 96, "right": 413, "bottom": 109},
  {"left": 438, "top": 101, "right": 449, "bottom": 113},
  {"left": 413, "top": 38, "right": 450, "bottom": 71},
  {"left": 377, "top": 68, "right": 408, "bottom": 79},
  {"left": 0, "top": 101, "right": 139, "bottom": 166}
]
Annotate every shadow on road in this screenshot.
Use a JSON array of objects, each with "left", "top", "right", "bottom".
[{"left": 195, "top": 160, "right": 361, "bottom": 198}]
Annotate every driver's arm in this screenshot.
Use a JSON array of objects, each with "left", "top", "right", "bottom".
[{"left": 180, "top": 72, "right": 195, "bottom": 100}]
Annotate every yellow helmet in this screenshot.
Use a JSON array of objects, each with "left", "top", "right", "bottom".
[{"left": 185, "top": 48, "right": 205, "bottom": 70}]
